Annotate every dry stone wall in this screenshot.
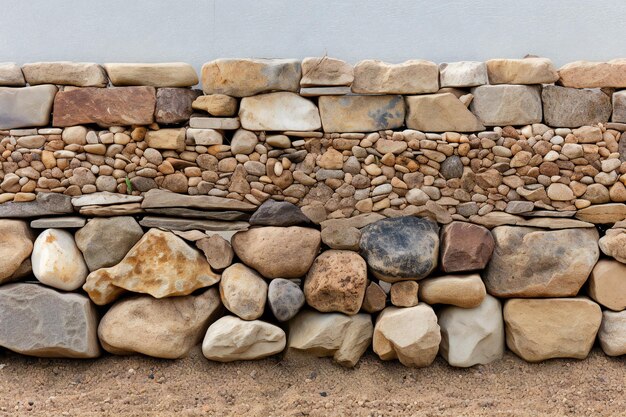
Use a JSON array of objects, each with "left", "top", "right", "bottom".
[{"left": 0, "top": 57, "right": 626, "bottom": 367}]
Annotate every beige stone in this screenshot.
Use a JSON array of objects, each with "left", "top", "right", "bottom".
[
  {"left": 470, "top": 85, "right": 542, "bottom": 126},
  {"left": 219, "top": 263, "right": 267, "bottom": 321},
  {"left": 504, "top": 298, "right": 602, "bottom": 362},
  {"left": 486, "top": 58, "right": 558, "bottom": 84},
  {"left": 390, "top": 281, "right": 419, "bottom": 307},
  {"left": 104, "top": 63, "right": 198, "bottom": 87},
  {"left": 22, "top": 62, "right": 107, "bottom": 87},
  {"left": 0, "top": 62, "right": 26, "bottom": 86},
  {"left": 352, "top": 60, "right": 438, "bottom": 94},
  {"left": 588, "top": 259, "right": 626, "bottom": 311},
  {"left": 0, "top": 220, "right": 34, "bottom": 284},
  {"left": 419, "top": 274, "right": 486, "bottom": 308},
  {"left": 301, "top": 57, "right": 354, "bottom": 87},
  {"left": 239, "top": 92, "right": 321, "bottom": 131},
  {"left": 599, "top": 228, "right": 626, "bottom": 263},
  {"left": 559, "top": 59, "right": 626, "bottom": 88},
  {"left": 318, "top": 95, "right": 405, "bottom": 132},
  {"left": 192, "top": 94, "right": 238, "bottom": 116},
  {"left": 439, "top": 61, "right": 488, "bottom": 88},
  {"left": 598, "top": 310, "right": 626, "bottom": 356},
  {"left": 405, "top": 93, "right": 484, "bottom": 132},
  {"left": 145, "top": 128, "right": 185, "bottom": 151},
  {"left": 547, "top": 183, "right": 574, "bottom": 201},
  {"left": 575, "top": 203, "right": 626, "bottom": 223},
  {"left": 361, "top": 281, "right": 387, "bottom": 313}
]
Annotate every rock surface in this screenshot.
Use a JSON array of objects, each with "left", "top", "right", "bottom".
[
  {"left": 419, "top": 274, "right": 486, "bottom": 308},
  {"left": 438, "top": 295, "right": 504, "bottom": 367},
  {"left": 104, "top": 63, "right": 198, "bottom": 87},
  {"left": 440, "top": 222, "right": 494, "bottom": 272},
  {"left": 301, "top": 57, "right": 354, "bottom": 87},
  {"left": 352, "top": 60, "right": 438, "bottom": 94},
  {"left": 598, "top": 310, "right": 626, "bottom": 356},
  {"left": 75, "top": 217, "right": 144, "bottom": 271},
  {"left": 390, "top": 281, "right": 419, "bottom": 307},
  {"left": 470, "top": 85, "right": 542, "bottom": 126},
  {"left": 196, "top": 235, "right": 234, "bottom": 270},
  {"left": 484, "top": 226, "right": 599, "bottom": 297},
  {"left": 0, "top": 283, "right": 100, "bottom": 358},
  {"left": 439, "top": 61, "right": 488, "bottom": 87},
  {"left": 373, "top": 304, "right": 441, "bottom": 367},
  {"left": 22, "top": 62, "right": 107, "bottom": 87},
  {"left": 405, "top": 93, "right": 485, "bottom": 132},
  {"left": 155, "top": 88, "right": 201, "bottom": 124},
  {"left": 486, "top": 58, "right": 558, "bottom": 84},
  {"left": 0, "top": 220, "right": 34, "bottom": 284},
  {"left": 588, "top": 259, "right": 626, "bottom": 311},
  {"left": 0, "top": 85, "right": 58, "bottom": 129},
  {"left": 558, "top": 60, "right": 626, "bottom": 88},
  {"left": 202, "top": 316, "right": 286, "bottom": 361},
  {"left": 599, "top": 228, "right": 626, "bottom": 263},
  {"left": 542, "top": 85, "right": 611, "bottom": 127},
  {"left": 0, "top": 62, "right": 26, "bottom": 86},
  {"left": 249, "top": 199, "right": 310, "bottom": 226},
  {"left": 361, "top": 282, "right": 387, "bottom": 313},
  {"left": 83, "top": 229, "right": 220, "bottom": 305},
  {"left": 360, "top": 216, "right": 439, "bottom": 282},
  {"left": 98, "top": 288, "right": 222, "bottom": 359},
  {"left": 219, "top": 263, "right": 268, "bottom": 321},
  {"left": 239, "top": 92, "right": 321, "bottom": 131},
  {"left": 0, "top": 193, "right": 73, "bottom": 217},
  {"left": 268, "top": 278, "right": 306, "bottom": 322},
  {"left": 231, "top": 226, "right": 320, "bottom": 279},
  {"left": 304, "top": 250, "right": 367, "bottom": 315},
  {"left": 318, "top": 95, "right": 405, "bottom": 132},
  {"left": 504, "top": 298, "right": 602, "bottom": 362},
  {"left": 32, "top": 229, "right": 89, "bottom": 291},
  {"left": 288, "top": 310, "right": 373, "bottom": 367},
  {"left": 141, "top": 189, "right": 256, "bottom": 211}
]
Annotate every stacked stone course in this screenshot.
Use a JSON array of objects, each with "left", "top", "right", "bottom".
[{"left": 0, "top": 57, "right": 626, "bottom": 367}]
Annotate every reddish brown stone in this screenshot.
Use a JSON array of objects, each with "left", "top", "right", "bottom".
[
  {"left": 53, "top": 87, "right": 156, "bottom": 127},
  {"left": 155, "top": 88, "right": 201, "bottom": 124},
  {"left": 440, "top": 221, "right": 495, "bottom": 273}
]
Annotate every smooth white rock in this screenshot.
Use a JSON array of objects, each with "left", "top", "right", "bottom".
[{"left": 32, "top": 229, "right": 89, "bottom": 291}]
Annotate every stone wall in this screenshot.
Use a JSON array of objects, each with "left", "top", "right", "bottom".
[{"left": 1, "top": 57, "right": 626, "bottom": 366}]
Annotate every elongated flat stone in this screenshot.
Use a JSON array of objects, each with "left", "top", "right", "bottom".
[
  {"left": 78, "top": 203, "right": 144, "bottom": 216},
  {"left": 22, "top": 62, "right": 108, "bottom": 87},
  {"left": 0, "top": 85, "right": 58, "bottom": 129},
  {"left": 145, "top": 207, "right": 250, "bottom": 221},
  {"left": 139, "top": 216, "right": 249, "bottom": 232},
  {"left": 318, "top": 95, "right": 405, "bottom": 133},
  {"left": 52, "top": 86, "right": 156, "bottom": 127},
  {"left": 0, "top": 193, "right": 72, "bottom": 218},
  {"left": 141, "top": 189, "right": 256, "bottom": 211},
  {"left": 104, "top": 63, "right": 198, "bottom": 87},
  {"left": 486, "top": 58, "right": 558, "bottom": 85},
  {"left": 559, "top": 60, "right": 626, "bottom": 88},
  {"left": 71, "top": 192, "right": 143, "bottom": 207},
  {"left": 30, "top": 216, "right": 86, "bottom": 228}
]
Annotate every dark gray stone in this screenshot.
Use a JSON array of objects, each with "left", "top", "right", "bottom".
[
  {"left": 0, "top": 283, "right": 100, "bottom": 358},
  {"left": 440, "top": 156, "right": 463, "bottom": 179},
  {"left": 30, "top": 216, "right": 86, "bottom": 228},
  {"left": 155, "top": 88, "right": 202, "bottom": 125},
  {"left": 359, "top": 216, "right": 439, "bottom": 283},
  {"left": 0, "top": 193, "right": 72, "bottom": 218},
  {"left": 145, "top": 207, "right": 250, "bottom": 221},
  {"left": 542, "top": 85, "right": 611, "bottom": 128},
  {"left": 268, "top": 278, "right": 306, "bottom": 322},
  {"left": 249, "top": 199, "right": 311, "bottom": 227}
]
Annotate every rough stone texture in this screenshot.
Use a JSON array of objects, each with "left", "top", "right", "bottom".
[
  {"left": 231, "top": 226, "right": 320, "bottom": 279},
  {"left": 0, "top": 220, "right": 34, "bottom": 284},
  {"left": 22, "top": 62, "right": 107, "bottom": 87},
  {"left": 390, "top": 281, "right": 419, "bottom": 307},
  {"left": 98, "top": 288, "right": 222, "bottom": 359},
  {"left": 268, "top": 278, "right": 306, "bottom": 322},
  {"left": 439, "top": 61, "right": 488, "bottom": 88},
  {"left": 542, "top": 85, "right": 611, "bottom": 127},
  {"left": 32, "top": 229, "right": 89, "bottom": 291},
  {"left": 598, "top": 310, "right": 626, "bottom": 356},
  {"left": 558, "top": 60, "right": 626, "bottom": 88},
  {"left": 301, "top": 57, "right": 354, "bottom": 87},
  {"left": 202, "top": 58, "right": 301, "bottom": 97},
  {"left": 71, "top": 192, "right": 143, "bottom": 207},
  {"left": 239, "top": 92, "right": 321, "bottom": 131},
  {"left": 219, "top": 263, "right": 268, "bottom": 321},
  {"left": 155, "top": 88, "right": 201, "bottom": 124},
  {"left": 0, "top": 193, "right": 72, "bottom": 218},
  {"left": 440, "top": 221, "right": 494, "bottom": 273},
  {"left": 75, "top": 217, "right": 144, "bottom": 271},
  {"left": 405, "top": 93, "right": 485, "bottom": 132},
  {"left": 192, "top": 94, "right": 238, "bottom": 116},
  {"left": 373, "top": 304, "right": 441, "bottom": 367},
  {"left": 484, "top": 226, "right": 599, "bottom": 297},
  {"left": 288, "top": 310, "right": 373, "bottom": 367},
  {"left": 486, "top": 58, "right": 558, "bottom": 85},
  {"left": 0, "top": 283, "right": 100, "bottom": 358},
  {"left": 503, "top": 298, "right": 602, "bottom": 362},
  {"left": 361, "top": 281, "right": 387, "bottom": 313},
  {"left": 53, "top": 86, "right": 156, "bottom": 127},
  {"left": 138, "top": 216, "right": 248, "bottom": 232},
  {"left": 141, "top": 189, "right": 256, "bottom": 211},
  {"left": 318, "top": 95, "right": 405, "bottom": 133},
  {"left": 575, "top": 203, "right": 626, "bottom": 224},
  {"left": 83, "top": 228, "right": 220, "bottom": 305},
  {"left": 352, "top": 60, "right": 439, "bottom": 94},
  {"left": 104, "top": 63, "right": 198, "bottom": 87},
  {"left": 611, "top": 91, "right": 626, "bottom": 123},
  {"left": 0, "top": 62, "right": 26, "bottom": 86},
  {"left": 202, "top": 316, "right": 286, "bottom": 361},
  {"left": 321, "top": 225, "right": 361, "bottom": 251},
  {"left": 588, "top": 259, "right": 626, "bottom": 311},
  {"left": 419, "top": 274, "right": 486, "bottom": 308},
  {"left": 249, "top": 199, "right": 310, "bottom": 226},
  {"left": 304, "top": 250, "right": 368, "bottom": 315},
  {"left": 196, "top": 235, "right": 234, "bottom": 270},
  {"left": 0, "top": 85, "right": 58, "bottom": 129},
  {"left": 470, "top": 85, "right": 542, "bottom": 126},
  {"left": 30, "top": 217, "right": 86, "bottom": 229},
  {"left": 145, "top": 128, "right": 186, "bottom": 151},
  {"left": 360, "top": 216, "right": 439, "bottom": 282},
  {"left": 600, "top": 226, "right": 626, "bottom": 261},
  {"left": 438, "top": 295, "right": 504, "bottom": 367}
]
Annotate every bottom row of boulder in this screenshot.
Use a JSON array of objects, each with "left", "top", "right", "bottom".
[{"left": 0, "top": 282, "right": 622, "bottom": 367}]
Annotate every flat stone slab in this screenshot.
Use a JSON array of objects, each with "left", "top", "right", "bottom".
[
  {"left": 53, "top": 86, "right": 156, "bottom": 127},
  {"left": 318, "top": 95, "right": 405, "bottom": 132},
  {"left": 0, "top": 283, "right": 100, "bottom": 358},
  {"left": 0, "top": 85, "right": 58, "bottom": 130},
  {"left": 575, "top": 203, "right": 626, "bottom": 224},
  {"left": 104, "top": 63, "right": 198, "bottom": 87},
  {"left": 239, "top": 92, "right": 321, "bottom": 131},
  {"left": 30, "top": 216, "right": 86, "bottom": 228},
  {"left": 542, "top": 85, "right": 611, "bottom": 127},
  {"left": 22, "top": 62, "right": 107, "bottom": 87},
  {"left": 520, "top": 210, "right": 576, "bottom": 218},
  {"left": 469, "top": 212, "right": 594, "bottom": 229},
  {"left": 470, "top": 85, "right": 542, "bottom": 127},
  {"left": 139, "top": 216, "right": 249, "bottom": 232},
  {"left": 78, "top": 203, "right": 144, "bottom": 216},
  {"left": 0, "top": 193, "right": 73, "bottom": 218},
  {"left": 71, "top": 192, "right": 144, "bottom": 207},
  {"left": 141, "top": 189, "right": 257, "bottom": 211},
  {"left": 299, "top": 86, "right": 351, "bottom": 96},
  {"left": 145, "top": 207, "right": 250, "bottom": 221}
]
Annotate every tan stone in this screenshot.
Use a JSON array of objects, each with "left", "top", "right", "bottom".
[
  {"left": 219, "top": 263, "right": 267, "bottom": 321},
  {"left": 196, "top": 235, "right": 234, "bottom": 270},
  {"left": 405, "top": 93, "right": 484, "bottom": 132},
  {"left": 104, "top": 63, "right": 198, "bottom": 87},
  {"left": 301, "top": 57, "right": 354, "bottom": 87},
  {"left": 559, "top": 60, "right": 626, "bottom": 88},
  {"left": 239, "top": 92, "right": 321, "bottom": 131},
  {"left": 361, "top": 281, "right": 387, "bottom": 313},
  {"left": 599, "top": 228, "right": 626, "bottom": 263},
  {"left": 22, "top": 62, "right": 107, "bottom": 87},
  {"left": 145, "top": 128, "right": 185, "bottom": 151},
  {"left": 598, "top": 311, "right": 626, "bottom": 356},
  {"left": 486, "top": 58, "right": 558, "bottom": 85},
  {"left": 352, "top": 60, "right": 438, "bottom": 94},
  {"left": 0, "top": 62, "right": 25, "bottom": 86},
  {"left": 547, "top": 183, "right": 574, "bottom": 201},
  {"left": 192, "top": 94, "right": 238, "bottom": 116},
  {"left": 419, "top": 274, "right": 486, "bottom": 308},
  {"left": 504, "top": 298, "right": 602, "bottom": 362},
  {"left": 318, "top": 95, "right": 405, "bottom": 133},
  {"left": 0, "top": 220, "right": 34, "bottom": 284},
  {"left": 588, "top": 259, "right": 626, "bottom": 311},
  {"left": 575, "top": 203, "right": 626, "bottom": 223},
  {"left": 390, "top": 281, "right": 419, "bottom": 307}
]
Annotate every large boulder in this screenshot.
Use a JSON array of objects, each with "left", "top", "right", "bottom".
[
  {"left": 541, "top": 85, "right": 611, "bottom": 127},
  {"left": 287, "top": 310, "right": 373, "bottom": 367},
  {"left": 0, "top": 85, "right": 58, "bottom": 129},
  {"left": 483, "top": 226, "right": 599, "bottom": 297},
  {"left": 373, "top": 304, "right": 441, "bottom": 367},
  {"left": 98, "top": 288, "right": 222, "bottom": 359},
  {"left": 231, "top": 226, "right": 320, "bottom": 279},
  {"left": 239, "top": 92, "right": 321, "bottom": 131},
  {"left": 558, "top": 59, "right": 626, "bottom": 88},
  {"left": 360, "top": 217, "right": 439, "bottom": 282},
  {"left": 419, "top": 274, "right": 486, "bottom": 308},
  {"left": 405, "top": 93, "right": 485, "bottom": 132},
  {"left": 0, "top": 220, "right": 34, "bottom": 284},
  {"left": 439, "top": 221, "right": 494, "bottom": 273},
  {"left": 75, "top": 216, "right": 144, "bottom": 272},
  {"left": 202, "top": 316, "right": 286, "bottom": 361},
  {"left": 0, "top": 283, "right": 100, "bottom": 358},
  {"left": 588, "top": 259, "right": 626, "bottom": 311},
  {"left": 268, "top": 278, "right": 306, "bottom": 322},
  {"left": 438, "top": 295, "right": 504, "bottom": 367},
  {"left": 318, "top": 95, "right": 405, "bottom": 133},
  {"left": 32, "top": 229, "right": 89, "bottom": 291},
  {"left": 304, "top": 250, "right": 367, "bottom": 315},
  {"left": 219, "top": 263, "right": 267, "bottom": 321},
  {"left": 469, "top": 85, "right": 542, "bottom": 126},
  {"left": 351, "top": 60, "right": 439, "bottom": 94},
  {"left": 83, "top": 229, "right": 220, "bottom": 305},
  {"left": 598, "top": 310, "right": 626, "bottom": 356},
  {"left": 503, "top": 298, "right": 602, "bottom": 362}
]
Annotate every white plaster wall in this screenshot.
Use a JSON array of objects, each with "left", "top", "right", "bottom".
[{"left": 1, "top": 0, "right": 625, "bottom": 72}]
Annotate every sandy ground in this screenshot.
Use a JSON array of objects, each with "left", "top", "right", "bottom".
[{"left": 0, "top": 347, "right": 624, "bottom": 417}]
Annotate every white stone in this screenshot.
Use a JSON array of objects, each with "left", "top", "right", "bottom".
[
  {"left": 598, "top": 310, "right": 626, "bottom": 356},
  {"left": 239, "top": 92, "right": 321, "bottom": 131},
  {"left": 32, "top": 229, "right": 89, "bottom": 291},
  {"left": 439, "top": 61, "right": 488, "bottom": 88},
  {"left": 219, "top": 263, "right": 268, "bottom": 321}
]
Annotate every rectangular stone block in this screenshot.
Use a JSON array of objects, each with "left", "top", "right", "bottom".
[
  {"left": 22, "top": 62, "right": 108, "bottom": 87},
  {"left": 0, "top": 85, "right": 58, "bottom": 130},
  {"left": 301, "top": 57, "right": 354, "bottom": 87},
  {"left": 104, "top": 63, "right": 198, "bottom": 87},
  {"left": 486, "top": 58, "right": 558, "bottom": 85},
  {"left": 239, "top": 92, "right": 321, "bottom": 131},
  {"left": 612, "top": 91, "right": 626, "bottom": 123},
  {"left": 469, "top": 85, "right": 542, "bottom": 126},
  {"left": 439, "top": 61, "right": 488, "bottom": 88},
  {"left": 405, "top": 93, "right": 484, "bottom": 132},
  {"left": 52, "top": 86, "right": 156, "bottom": 127},
  {"left": 559, "top": 59, "right": 626, "bottom": 88},
  {"left": 319, "top": 95, "right": 405, "bottom": 133},
  {"left": 155, "top": 88, "right": 201, "bottom": 124},
  {"left": 145, "top": 128, "right": 186, "bottom": 150},
  {"left": 542, "top": 85, "right": 611, "bottom": 127},
  {"left": 189, "top": 117, "right": 240, "bottom": 130},
  {"left": 0, "top": 62, "right": 26, "bottom": 86},
  {"left": 351, "top": 60, "right": 439, "bottom": 94}
]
